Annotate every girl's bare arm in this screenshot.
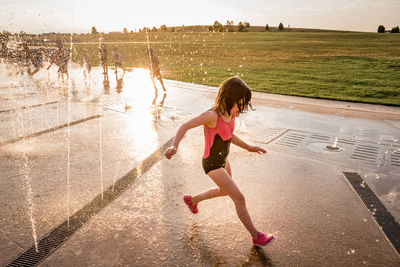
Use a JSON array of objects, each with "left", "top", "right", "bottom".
[
  {"left": 165, "top": 110, "right": 217, "bottom": 159},
  {"left": 232, "top": 134, "right": 267, "bottom": 154}
]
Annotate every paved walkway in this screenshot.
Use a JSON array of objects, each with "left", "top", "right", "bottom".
[{"left": 0, "top": 66, "right": 399, "bottom": 266}]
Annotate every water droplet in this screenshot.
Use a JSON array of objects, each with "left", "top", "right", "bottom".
[
  {"left": 350, "top": 249, "right": 355, "bottom": 254},
  {"left": 204, "top": 71, "right": 207, "bottom": 75},
  {"left": 239, "top": 65, "right": 243, "bottom": 68}
]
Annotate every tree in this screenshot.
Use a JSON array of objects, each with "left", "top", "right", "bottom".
[
  {"left": 244, "top": 21, "right": 250, "bottom": 27},
  {"left": 225, "top": 20, "right": 234, "bottom": 32},
  {"left": 377, "top": 25, "right": 385, "bottom": 33},
  {"left": 0, "top": 30, "right": 11, "bottom": 42},
  {"left": 391, "top": 26, "right": 399, "bottom": 33},
  {"left": 152, "top": 26, "right": 157, "bottom": 32},
  {"left": 160, "top": 24, "right": 167, "bottom": 31},
  {"left": 225, "top": 20, "right": 234, "bottom": 26},
  {"left": 170, "top": 27, "right": 175, "bottom": 32},
  {"left": 123, "top": 27, "right": 128, "bottom": 33},
  {"left": 238, "top": 22, "right": 246, "bottom": 32},
  {"left": 213, "top": 21, "right": 224, "bottom": 32},
  {"left": 265, "top": 24, "right": 270, "bottom": 31},
  {"left": 279, "top": 22, "right": 284, "bottom": 31},
  {"left": 91, "top": 26, "right": 98, "bottom": 34}
]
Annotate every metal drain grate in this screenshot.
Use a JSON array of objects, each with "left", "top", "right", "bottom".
[
  {"left": 391, "top": 147, "right": 400, "bottom": 167},
  {"left": 276, "top": 132, "right": 307, "bottom": 147},
  {"left": 6, "top": 138, "right": 173, "bottom": 267},
  {"left": 337, "top": 138, "right": 356, "bottom": 146},
  {"left": 246, "top": 127, "right": 287, "bottom": 144},
  {"left": 309, "top": 134, "right": 330, "bottom": 141},
  {"left": 351, "top": 144, "right": 380, "bottom": 164}
]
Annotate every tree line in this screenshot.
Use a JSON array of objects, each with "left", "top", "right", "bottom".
[
  {"left": 377, "top": 25, "right": 399, "bottom": 33},
  {"left": 91, "top": 21, "right": 289, "bottom": 34}
]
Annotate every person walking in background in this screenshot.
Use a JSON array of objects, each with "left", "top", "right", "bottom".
[
  {"left": 47, "top": 44, "right": 69, "bottom": 81},
  {"left": 27, "top": 48, "right": 44, "bottom": 76},
  {"left": 99, "top": 43, "right": 108, "bottom": 74},
  {"left": 146, "top": 47, "right": 166, "bottom": 105},
  {"left": 164, "top": 76, "right": 275, "bottom": 247},
  {"left": 82, "top": 49, "right": 91, "bottom": 79},
  {"left": 112, "top": 47, "right": 125, "bottom": 74}
]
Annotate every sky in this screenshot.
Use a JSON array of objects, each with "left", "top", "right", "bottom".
[{"left": 1, "top": 0, "right": 399, "bottom": 33}]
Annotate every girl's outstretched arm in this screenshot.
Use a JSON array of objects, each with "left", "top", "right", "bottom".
[
  {"left": 232, "top": 134, "right": 267, "bottom": 154},
  {"left": 165, "top": 110, "right": 217, "bottom": 159}
]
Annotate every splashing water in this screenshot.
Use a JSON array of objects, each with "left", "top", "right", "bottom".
[
  {"left": 66, "top": 33, "right": 73, "bottom": 226},
  {"left": 170, "top": 106, "right": 178, "bottom": 119},
  {"left": 11, "top": 74, "right": 39, "bottom": 252},
  {"left": 21, "top": 139, "right": 39, "bottom": 252},
  {"left": 98, "top": 37, "right": 104, "bottom": 200},
  {"left": 332, "top": 136, "right": 338, "bottom": 148},
  {"left": 235, "top": 118, "right": 247, "bottom": 133}
]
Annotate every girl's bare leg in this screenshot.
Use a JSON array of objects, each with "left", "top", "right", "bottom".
[
  {"left": 207, "top": 168, "right": 258, "bottom": 238},
  {"left": 191, "top": 161, "right": 231, "bottom": 204}
]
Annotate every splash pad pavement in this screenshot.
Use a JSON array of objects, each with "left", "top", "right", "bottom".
[{"left": 0, "top": 62, "right": 399, "bottom": 266}]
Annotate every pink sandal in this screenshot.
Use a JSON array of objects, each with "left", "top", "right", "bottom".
[
  {"left": 183, "top": 195, "right": 198, "bottom": 214},
  {"left": 252, "top": 232, "right": 275, "bottom": 247}
]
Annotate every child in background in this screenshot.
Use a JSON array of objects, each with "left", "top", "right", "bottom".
[
  {"left": 112, "top": 47, "right": 125, "bottom": 74},
  {"left": 165, "top": 76, "right": 275, "bottom": 247},
  {"left": 99, "top": 44, "right": 108, "bottom": 74},
  {"left": 146, "top": 47, "right": 166, "bottom": 104},
  {"left": 82, "top": 49, "right": 91, "bottom": 79}
]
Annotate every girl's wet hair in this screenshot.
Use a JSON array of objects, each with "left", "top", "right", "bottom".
[{"left": 213, "top": 76, "right": 253, "bottom": 116}]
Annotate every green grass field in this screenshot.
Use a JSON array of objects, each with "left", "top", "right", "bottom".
[{"left": 71, "top": 32, "right": 400, "bottom": 105}]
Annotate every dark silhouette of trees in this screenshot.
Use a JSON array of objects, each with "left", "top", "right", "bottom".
[
  {"left": 238, "top": 22, "right": 246, "bottom": 32},
  {"left": 0, "top": 30, "right": 11, "bottom": 42},
  {"left": 91, "top": 26, "right": 98, "bottom": 34},
  {"left": 391, "top": 26, "right": 399, "bottom": 33},
  {"left": 160, "top": 24, "right": 167, "bottom": 31},
  {"left": 265, "top": 24, "right": 270, "bottom": 31},
  {"left": 225, "top": 20, "right": 234, "bottom": 26},
  {"left": 226, "top": 20, "right": 234, "bottom": 32},
  {"left": 244, "top": 21, "right": 250, "bottom": 27},
  {"left": 377, "top": 25, "right": 385, "bottom": 33},
  {"left": 279, "top": 22, "right": 284, "bottom": 31},
  {"left": 213, "top": 21, "right": 224, "bottom": 32}
]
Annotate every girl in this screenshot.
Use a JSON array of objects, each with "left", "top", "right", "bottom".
[{"left": 164, "top": 77, "right": 275, "bottom": 247}]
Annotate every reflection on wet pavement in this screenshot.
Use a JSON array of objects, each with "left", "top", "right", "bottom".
[{"left": 1, "top": 61, "right": 399, "bottom": 265}]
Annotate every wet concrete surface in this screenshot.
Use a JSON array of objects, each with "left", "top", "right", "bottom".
[{"left": 0, "top": 62, "right": 399, "bottom": 266}]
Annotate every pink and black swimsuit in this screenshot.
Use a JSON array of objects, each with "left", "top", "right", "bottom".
[{"left": 202, "top": 111, "right": 235, "bottom": 174}]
